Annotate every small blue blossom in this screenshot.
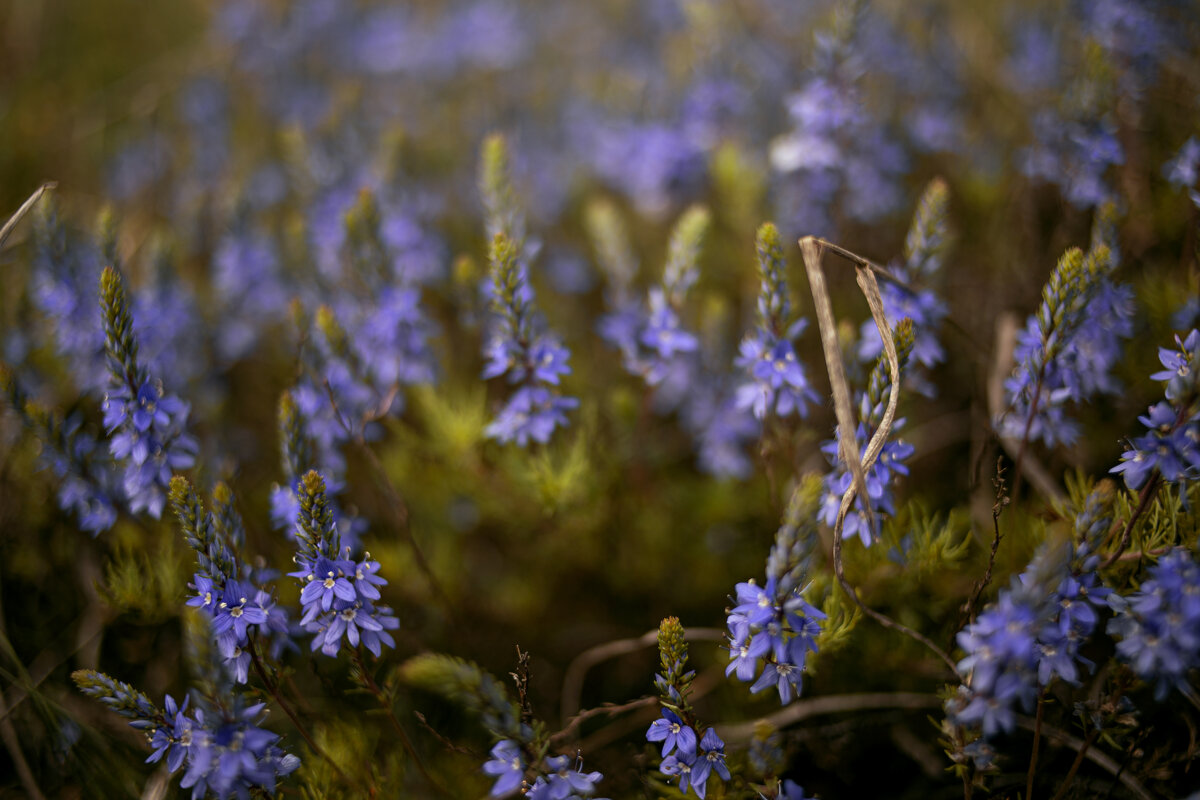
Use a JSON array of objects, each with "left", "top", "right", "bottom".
[
  {"left": 483, "top": 739, "right": 525, "bottom": 797},
  {"left": 689, "top": 728, "right": 730, "bottom": 798},
  {"left": 646, "top": 709, "right": 697, "bottom": 759}
]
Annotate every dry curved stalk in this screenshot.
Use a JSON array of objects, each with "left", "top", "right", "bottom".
[
  {"left": 716, "top": 691, "right": 941, "bottom": 745},
  {"left": 799, "top": 236, "right": 957, "bottom": 674},
  {"left": 0, "top": 182, "right": 56, "bottom": 251}
]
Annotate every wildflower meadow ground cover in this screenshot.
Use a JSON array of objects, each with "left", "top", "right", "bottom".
[{"left": 1, "top": 0, "right": 1200, "bottom": 798}]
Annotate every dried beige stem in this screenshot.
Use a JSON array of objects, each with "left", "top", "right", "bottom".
[{"left": 799, "top": 236, "right": 957, "bottom": 674}]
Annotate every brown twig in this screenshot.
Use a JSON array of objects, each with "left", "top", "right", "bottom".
[
  {"left": 800, "top": 236, "right": 958, "bottom": 674},
  {"left": 549, "top": 696, "right": 658, "bottom": 746},
  {"left": 1048, "top": 727, "right": 1102, "bottom": 800},
  {"left": 1014, "top": 716, "right": 1151, "bottom": 800},
  {"left": 510, "top": 646, "right": 533, "bottom": 730},
  {"left": 717, "top": 691, "right": 942, "bottom": 744},
  {"left": 414, "top": 711, "right": 474, "bottom": 756},
  {"left": 960, "top": 458, "right": 1008, "bottom": 631}
]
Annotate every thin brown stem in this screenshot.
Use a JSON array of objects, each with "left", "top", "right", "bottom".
[
  {"left": 960, "top": 459, "right": 1008, "bottom": 634},
  {"left": 718, "top": 691, "right": 941, "bottom": 744},
  {"left": 1027, "top": 689, "right": 1047, "bottom": 800},
  {"left": 1049, "top": 727, "right": 1101, "bottom": 800},
  {"left": 246, "top": 638, "right": 356, "bottom": 788},
  {"left": 352, "top": 647, "right": 449, "bottom": 797}
]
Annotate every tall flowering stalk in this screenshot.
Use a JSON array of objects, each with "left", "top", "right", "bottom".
[
  {"left": 1110, "top": 329, "right": 1200, "bottom": 490},
  {"left": 998, "top": 243, "right": 1118, "bottom": 451},
  {"left": 72, "top": 664, "right": 299, "bottom": 796},
  {"left": 0, "top": 366, "right": 119, "bottom": 534},
  {"left": 479, "top": 134, "right": 578, "bottom": 446},
  {"left": 945, "top": 490, "right": 1112, "bottom": 757},
  {"left": 734, "top": 222, "right": 820, "bottom": 420},
  {"left": 99, "top": 262, "right": 197, "bottom": 518},
  {"left": 647, "top": 617, "right": 730, "bottom": 799},
  {"left": 171, "top": 477, "right": 291, "bottom": 683},
  {"left": 288, "top": 470, "right": 399, "bottom": 657},
  {"left": 1107, "top": 547, "right": 1200, "bottom": 700},
  {"left": 726, "top": 476, "right": 826, "bottom": 703}
]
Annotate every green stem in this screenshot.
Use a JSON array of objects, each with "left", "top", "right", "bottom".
[
  {"left": 246, "top": 638, "right": 357, "bottom": 789},
  {"left": 351, "top": 647, "right": 449, "bottom": 797}
]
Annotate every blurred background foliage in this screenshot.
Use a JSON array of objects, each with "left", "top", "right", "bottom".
[{"left": 1, "top": 0, "right": 1199, "bottom": 797}]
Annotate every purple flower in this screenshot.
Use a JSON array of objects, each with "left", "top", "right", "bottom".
[{"left": 1108, "top": 549, "right": 1200, "bottom": 700}]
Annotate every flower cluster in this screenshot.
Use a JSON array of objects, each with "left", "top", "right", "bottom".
[
  {"left": 1107, "top": 548, "right": 1200, "bottom": 700},
  {"left": 171, "top": 477, "right": 291, "bottom": 683},
  {"left": 998, "top": 242, "right": 1126, "bottom": 448},
  {"left": 734, "top": 222, "right": 819, "bottom": 420},
  {"left": 820, "top": 319, "right": 916, "bottom": 545},
  {"left": 99, "top": 264, "right": 198, "bottom": 518},
  {"left": 600, "top": 205, "right": 708, "bottom": 400},
  {"left": 28, "top": 198, "right": 108, "bottom": 393},
  {"left": 727, "top": 477, "right": 826, "bottom": 703},
  {"left": 288, "top": 471, "right": 398, "bottom": 657},
  {"left": 770, "top": 0, "right": 906, "bottom": 234},
  {"left": 479, "top": 135, "right": 577, "bottom": 446},
  {"left": 596, "top": 204, "right": 763, "bottom": 477},
  {"left": 483, "top": 743, "right": 607, "bottom": 800},
  {"left": 1111, "top": 329, "right": 1200, "bottom": 489},
  {"left": 946, "top": 533, "right": 1110, "bottom": 742},
  {"left": 72, "top": 672, "right": 299, "bottom": 799},
  {"left": 647, "top": 617, "right": 730, "bottom": 799}
]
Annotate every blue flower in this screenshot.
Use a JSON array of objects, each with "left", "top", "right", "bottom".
[
  {"left": 646, "top": 709, "right": 697, "bottom": 759},
  {"left": 689, "top": 728, "right": 730, "bottom": 796},
  {"left": 485, "top": 385, "right": 579, "bottom": 447},
  {"left": 660, "top": 754, "right": 698, "bottom": 798},
  {"left": 298, "top": 556, "right": 357, "bottom": 618},
  {"left": 483, "top": 739, "right": 525, "bottom": 797},
  {"left": 535, "top": 754, "right": 605, "bottom": 799}
]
